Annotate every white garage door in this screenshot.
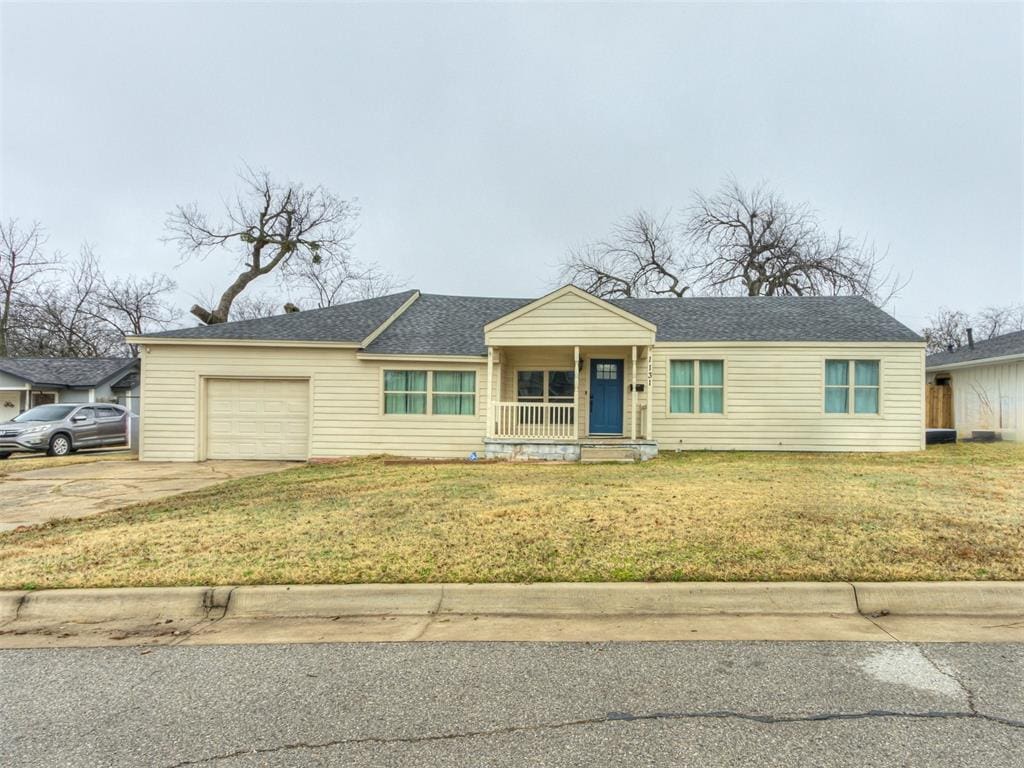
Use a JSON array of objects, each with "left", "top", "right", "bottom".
[{"left": 205, "top": 379, "right": 309, "bottom": 460}]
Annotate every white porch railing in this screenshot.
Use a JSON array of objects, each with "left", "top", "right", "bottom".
[{"left": 492, "top": 401, "right": 576, "bottom": 440}]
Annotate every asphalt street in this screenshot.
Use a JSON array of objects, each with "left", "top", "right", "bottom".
[{"left": 2, "top": 641, "right": 1022, "bottom": 767}]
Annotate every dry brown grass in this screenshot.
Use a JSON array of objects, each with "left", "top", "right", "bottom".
[
  {"left": 1, "top": 443, "right": 1022, "bottom": 588},
  {"left": 0, "top": 450, "right": 134, "bottom": 478}
]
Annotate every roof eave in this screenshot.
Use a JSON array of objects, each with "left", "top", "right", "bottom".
[
  {"left": 129, "top": 337, "right": 363, "bottom": 349},
  {"left": 926, "top": 351, "right": 1024, "bottom": 371}
]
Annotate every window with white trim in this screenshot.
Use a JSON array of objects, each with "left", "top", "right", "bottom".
[
  {"left": 384, "top": 370, "right": 476, "bottom": 415},
  {"left": 669, "top": 360, "right": 724, "bottom": 414},
  {"left": 516, "top": 369, "right": 575, "bottom": 425},
  {"left": 825, "top": 360, "right": 879, "bottom": 414}
]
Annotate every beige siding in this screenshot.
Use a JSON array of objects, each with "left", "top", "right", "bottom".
[
  {"left": 939, "top": 361, "right": 1024, "bottom": 441},
  {"left": 139, "top": 345, "right": 486, "bottom": 461},
  {"left": 140, "top": 340, "right": 926, "bottom": 460},
  {"left": 650, "top": 343, "right": 925, "bottom": 452},
  {"left": 486, "top": 292, "right": 654, "bottom": 347}
]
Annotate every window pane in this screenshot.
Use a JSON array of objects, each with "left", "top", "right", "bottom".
[
  {"left": 385, "top": 392, "right": 426, "bottom": 414},
  {"left": 517, "top": 371, "right": 543, "bottom": 398},
  {"left": 670, "top": 387, "right": 694, "bottom": 413},
  {"left": 433, "top": 393, "right": 475, "bottom": 415},
  {"left": 825, "top": 360, "right": 849, "bottom": 386},
  {"left": 699, "top": 360, "right": 723, "bottom": 387},
  {"left": 596, "top": 363, "right": 618, "bottom": 379},
  {"left": 854, "top": 387, "right": 879, "bottom": 414},
  {"left": 854, "top": 361, "right": 879, "bottom": 387},
  {"left": 384, "top": 370, "right": 426, "bottom": 392},
  {"left": 434, "top": 371, "right": 475, "bottom": 393},
  {"left": 700, "top": 387, "right": 724, "bottom": 414},
  {"left": 825, "top": 387, "right": 849, "bottom": 413},
  {"left": 548, "top": 371, "right": 575, "bottom": 398},
  {"left": 670, "top": 360, "right": 693, "bottom": 386}
]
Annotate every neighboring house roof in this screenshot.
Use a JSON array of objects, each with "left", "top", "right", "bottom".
[
  {"left": 140, "top": 290, "right": 419, "bottom": 344},
  {"left": 110, "top": 369, "right": 140, "bottom": 391},
  {"left": 926, "top": 329, "right": 1024, "bottom": 369},
  {"left": 136, "top": 289, "right": 922, "bottom": 356},
  {"left": 0, "top": 357, "right": 138, "bottom": 388}
]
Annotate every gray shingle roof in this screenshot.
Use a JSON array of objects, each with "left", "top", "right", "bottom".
[
  {"left": 365, "top": 295, "right": 532, "bottom": 355},
  {"left": 134, "top": 289, "right": 921, "bottom": 355},
  {"left": 365, "top": 293, "right": 920, "bottom": 355},
  {"left": 613, "top": 295, "right": 922, "bottom": 343},
  {"left": 140, "top": 290, "right": 418, "bottom": 343},
  {"left": 926, "top": 329, "right": 1024, "bottom": 369},
  {"left": 0, "top": 358, "right": 138, "bottom": 388}
]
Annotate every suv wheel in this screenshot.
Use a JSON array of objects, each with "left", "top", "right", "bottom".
[
  {"left": 0, "top": 452, "right": 10, "bottom": 460},
  {"left": 47, "top": 434, "right": 72, "bottom": 457}
]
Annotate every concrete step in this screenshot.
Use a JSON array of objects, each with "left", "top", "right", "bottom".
[{"left": 579, "top": 446, "right": 639, "bottom": 463}]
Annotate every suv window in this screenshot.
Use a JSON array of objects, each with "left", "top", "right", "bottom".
[
  {"left": 74, "top": 407, "right": 97, "bottom": 421},
  {"left": 96, "top": 407, "right": 122, "bottom": 419}
]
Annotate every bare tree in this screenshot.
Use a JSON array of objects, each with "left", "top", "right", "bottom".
[
  {"left": 922, "top": 303, "right": 1024, "bottom": 354},
  {"left": 93, "top": 268, "right": 180, "bottom": 353},
  {"left": 229, "top": 292, "right": 289, "bottom": 321},
  {"left": 283, "top": 256, "right": 406, "bottom": 309},
  {"left": 974, "top": 304, "right": 1024, "bottom": 339},
  {"left": 0, "top": 219, "right": 61, "bottom": 356},
  {"left": 686, "top": 179, "right": 905, "bottom": 302},
  {"left": 14, "top": 248, "right": 123, "bottom": 357},
  {"left": 165, "top": 167, "right": 362, "bottom": 324},
  {"left": 9, "top": 245, "right": 179, "bottom": 357},
  {"left": 557, "top": 210, "right": 691, "bottom": 298},
  {"left": 921, "top": 308, "right": 972, "bottom": 354}
]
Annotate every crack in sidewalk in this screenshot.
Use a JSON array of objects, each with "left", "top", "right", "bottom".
[{"left": 162, "top": 706, "right": 1024, "bottom": 766}]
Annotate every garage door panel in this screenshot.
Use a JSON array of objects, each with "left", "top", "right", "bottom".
[{"left": 205, "top": 379, "right": 309, "bottom": 460}]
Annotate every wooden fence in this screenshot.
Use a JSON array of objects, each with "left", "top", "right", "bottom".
[{"left": 926, "top": 384, "right": 953, "bottom": 429}]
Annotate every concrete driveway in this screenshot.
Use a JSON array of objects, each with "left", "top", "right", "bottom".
[{"left": 0, "top": 459, "right": 296, "bottom": 531}]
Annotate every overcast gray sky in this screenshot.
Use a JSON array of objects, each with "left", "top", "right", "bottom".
[{"left": 2, "top": 1, "right": 1021, "bottom": 331}]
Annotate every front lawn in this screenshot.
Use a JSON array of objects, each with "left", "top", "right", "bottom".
[{"left": 1, "top": 444, "right": 1022, "bottom": 588}]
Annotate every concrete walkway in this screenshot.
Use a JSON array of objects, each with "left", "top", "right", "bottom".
[
  {"left": 0, "top": 459, "right": 297, "bottom": 530},
  {"left": 2, "top": 582, "right": 1022, "bottom": 648}
]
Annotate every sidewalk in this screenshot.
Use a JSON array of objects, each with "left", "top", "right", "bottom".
[{"left": 2, "top": 582, "right": 1023, "bottom": 648}]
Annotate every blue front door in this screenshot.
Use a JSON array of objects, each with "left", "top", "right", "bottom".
[{"left": 589, "top": 359, "right": 624, "bottom": 434}]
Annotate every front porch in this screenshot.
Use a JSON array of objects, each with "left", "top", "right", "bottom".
[
  {"left": 482, "top": 343, "right": 657, "bottom": 461},
  {"left": 480, "top": 285, "right": 660, "bottom": 462}
]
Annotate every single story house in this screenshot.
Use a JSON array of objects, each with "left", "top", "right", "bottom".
[
  {"left": 0, "top": 357, "right": 140, "bottom": 423},
  {"left": 926, "top": 329, "right": 1024, "bottom": 442},
  {"left": 129, "top": 285, "right": 925, "bottom": 462}
]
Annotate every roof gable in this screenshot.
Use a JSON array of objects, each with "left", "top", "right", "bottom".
[
  {"left": 484, "top": 285, "right": 657, "bottom": 347},
  {"left": 484, "top": 285, "right": 656, "bottom": 334}
]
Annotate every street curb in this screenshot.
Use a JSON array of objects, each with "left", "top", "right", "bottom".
[
  {"left": 436, "top": 583, "right": 857, "bottom": 616},
  {"left": 853, "top": 582, "right": 1024, "bottom": 617},
  {"left": 2, "top": 582, "right": 1022, "bottom": 627}
]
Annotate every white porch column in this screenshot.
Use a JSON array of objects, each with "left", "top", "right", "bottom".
[
  {"left": 486, "top": 347, "right": 495, "bottom": 438},
  {"left": 630, "top": 345, "right": 637, "bottom": 440},
  {"left": 645, "top": 345, "right": 654, "bottom": 440},
  {"left": 573, "top": 345, "right": 580, "bottom": 440}
]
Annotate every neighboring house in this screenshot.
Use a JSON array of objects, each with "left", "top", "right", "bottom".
[
  {"left": 128, "top": 286, "right": 925, "bottom": 462},
  {"left": 926, "top": 329, "right": 1024, "bottom": 442},
  {"left": 0, "top": 358, "right": 140, "bottom": 423}
]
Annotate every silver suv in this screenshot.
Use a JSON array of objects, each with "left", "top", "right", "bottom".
[{"left": 0, "top": 403, "right": 129, "bottom": 459}]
